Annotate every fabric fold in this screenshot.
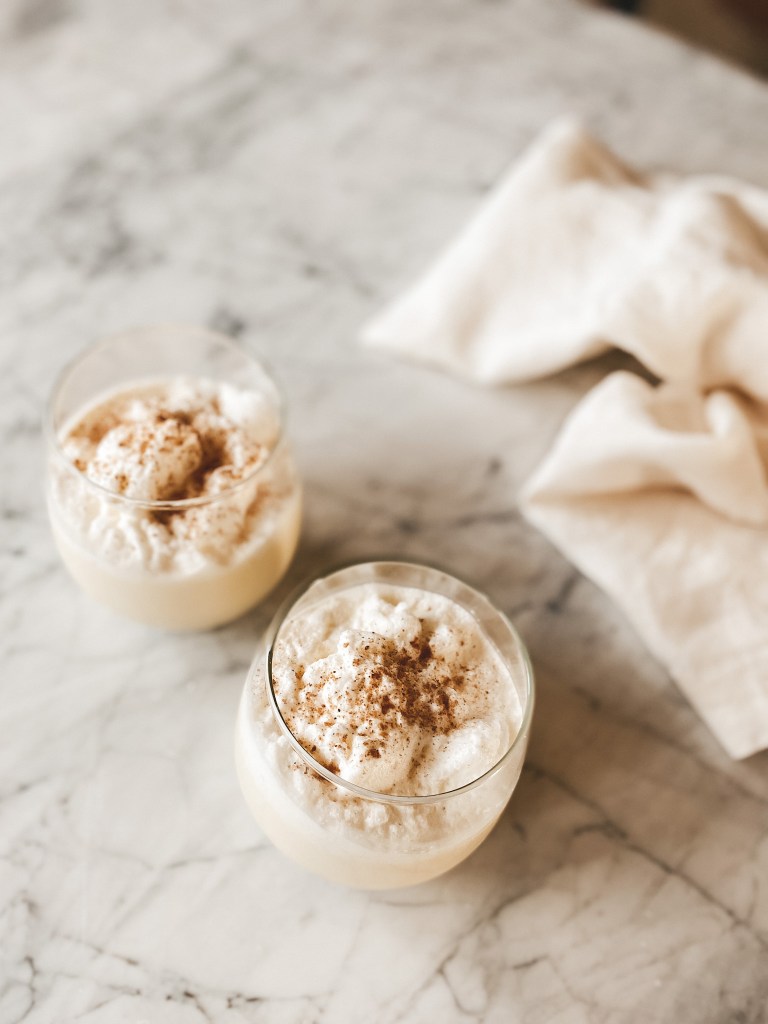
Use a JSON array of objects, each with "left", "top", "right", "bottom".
[
  {"left": 363, "top": 119, "right": 768, "bottom": 397},
  {"left": 520, "top": 373, "right": 768, "bottom": 759},
  {"left": 364, "top": 120, "right": 768, "bottom": 758}
]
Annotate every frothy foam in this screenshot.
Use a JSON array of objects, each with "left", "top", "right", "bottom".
[
  {"left": 272, "top": 584, "right": 521, "bottom": 797},
  {"left": 53, "top": 377, "right": 295, "bottom": 573},
  {"left": 238, "top": 581, "right": 525, "bottom": 867}
]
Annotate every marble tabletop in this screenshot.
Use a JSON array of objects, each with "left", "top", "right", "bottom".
[{"left": 3, "top": 1, "right": 768, "bottom": 1021}]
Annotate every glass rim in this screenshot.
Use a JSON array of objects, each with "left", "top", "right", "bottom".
[
  {"left": 261, "top": 560, "right": 535, "bottom": 807},
  {"left": 44, "top": 323, "right": 287, "bottom": 511}
]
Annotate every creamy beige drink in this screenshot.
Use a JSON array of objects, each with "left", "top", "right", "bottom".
[
  {"left": 46, "top": 327, "right": 301, "bottom": 630},
  {"left": 236, "top": 562, "right": 533, "bottom": 889}
]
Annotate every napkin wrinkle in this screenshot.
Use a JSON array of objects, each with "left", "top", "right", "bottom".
[
  {"left": 364, "top": 118, "right": 768, "bottom": 398},
  {"left": 522, "top": 373, "right": 768, "bottom": 527},
  {"left": 363, "top": 120, "right": 768, "bottom": 758}
]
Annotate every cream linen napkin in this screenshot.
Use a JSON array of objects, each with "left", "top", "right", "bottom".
[{"left": 363, "top": 120, "right": 768, "bottom": 759}]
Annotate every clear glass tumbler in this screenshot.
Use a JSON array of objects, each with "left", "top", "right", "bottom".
[
  {"left": 235, "top": 561, "right": 534, "bottom": 889},
  {"left": 45, "top": 325, "right": 302, "bottom": 630}
]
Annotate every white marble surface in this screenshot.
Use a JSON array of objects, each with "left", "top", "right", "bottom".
[{"left": 3, "top": 1, "right": 768, "bottom": 1021}]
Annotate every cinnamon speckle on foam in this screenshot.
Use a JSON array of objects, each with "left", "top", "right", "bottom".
[
  {"left": 271, "top": 583, "right": 521, "bottom": 797},
  {"left": 64, "top": 379, "right": 272, "bottom": 501},
  {"left": 55, "top": 377, "right": 293, "bottom": 573}
]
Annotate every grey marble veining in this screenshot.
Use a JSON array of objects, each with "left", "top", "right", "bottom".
[{"left": 2, "top": 1, "right": 768, "bottom": 1021}]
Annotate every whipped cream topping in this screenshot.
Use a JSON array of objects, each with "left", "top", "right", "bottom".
[
  {"left": 53, "top": 377, "right": 296, "bottom": 573},
  {"left": 272, "top": 583, "right": 521, "bottom": 797}
]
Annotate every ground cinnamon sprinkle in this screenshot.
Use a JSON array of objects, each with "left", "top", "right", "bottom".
[
  {"left": 56, "top": 378, "right": 297, "bottom": 578},
  {"left": 64, "top": 388, "right": 266, "bottom": 522},
  {"left": 279, "top": 632, "right": 463, "bottom": 766},
  {"left": 269, "top": 582, "right": 522, "bottom": 799}
]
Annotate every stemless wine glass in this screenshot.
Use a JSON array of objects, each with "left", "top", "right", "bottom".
[
  {"left": 45, "top": 325, "right": 302, "bottom": 630},
  {"left": 235, "top": 561, "right": 534, "bottom": 889}
]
